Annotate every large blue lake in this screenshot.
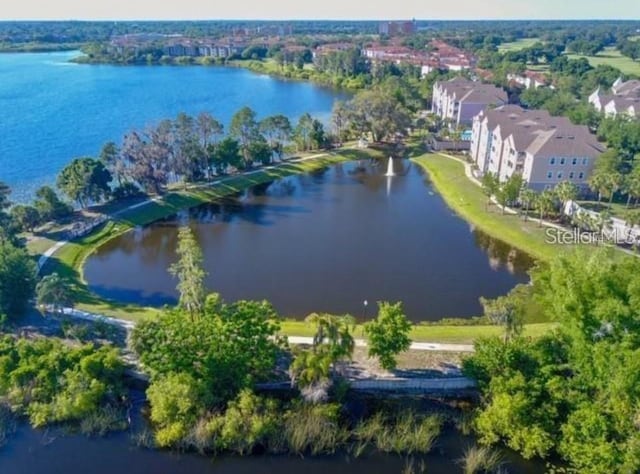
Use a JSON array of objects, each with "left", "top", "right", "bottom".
[{"left": 0, "top": 51, "right": 346, "bottom": 202}]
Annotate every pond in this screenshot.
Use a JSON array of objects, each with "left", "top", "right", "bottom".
[{"left": 84, "top": 159, "right": 533, "bottom": 321}]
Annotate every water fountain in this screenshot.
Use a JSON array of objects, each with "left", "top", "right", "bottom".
[{"left": 384, "top": 157, "right": 395, "bottom": 177}]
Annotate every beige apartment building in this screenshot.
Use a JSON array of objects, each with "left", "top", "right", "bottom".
[
  {"left": 432, "top": 77, "right": 508, "bottom": 127},
  {"left": 470, "top": 105, "right": 605, "bottom": 191}
]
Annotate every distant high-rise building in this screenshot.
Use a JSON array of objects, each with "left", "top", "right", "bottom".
[{"left": 378, "top": 20, "right": 416, "bottom": 36}]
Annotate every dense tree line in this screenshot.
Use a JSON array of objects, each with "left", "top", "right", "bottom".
[{"left": 465, "top": 250, "right": 640, "bottom": 473}]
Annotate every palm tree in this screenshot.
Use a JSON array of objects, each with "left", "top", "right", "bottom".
[
  {"left": 594, "top": 209, "right": 613, "bottom": 243},
  {"left": 519, "top": 188, "right": 538, "bottom": 222},
  {"left": 304, "top": 313, "right": 355, "bottom": 362},
  {"left": 535, "top": 189, "right": 556, "bottom": 227},
  {"left": 555, "top": 181, "right": 578, "bottom": 216},
  {"left": 624, "top": 209, "right": 640, "bottom": 242},
  {"left": 623, "top": 167, "right": 640, "bottom": 208},
  {"left": 606, "top": 171, "right": 625, "bottom": 205}
]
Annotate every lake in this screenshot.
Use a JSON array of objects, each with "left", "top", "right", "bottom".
[
  {"left": 84, "top": 159, "right": 533, "bottom": 321},
  {"left": 0, "top": 51, "right": 347, "bottom": 202}
]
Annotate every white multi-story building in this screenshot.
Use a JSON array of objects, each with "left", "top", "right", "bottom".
[
  {"left": 588, "top": 78, "right": 640, "bottom": 118},
  {"left": 471, "top": 105, "right": 605, "bottom": 191},
  {"left": 432, "top": 77, "right": 508, "bottom": 128}
]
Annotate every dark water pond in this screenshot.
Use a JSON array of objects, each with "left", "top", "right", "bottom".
[
  {"left": 84, "top": 159, "right": 534, "bottom": 321},
  {"left": 0, "top": 423, "right": 544, "bottom": 474}
]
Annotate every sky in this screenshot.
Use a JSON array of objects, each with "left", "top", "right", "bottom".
[{"left": 2, "top": 0, "right": 640, "bottom": 21}]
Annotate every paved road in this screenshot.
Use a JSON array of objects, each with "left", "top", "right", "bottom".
[
  {"left": 54, "top": 309, "right": 475, "bottom": 352},
  {"left": 287, "top": 336, "right": 474, "bottom": 352}
]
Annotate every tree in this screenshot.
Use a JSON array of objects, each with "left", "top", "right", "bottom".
[
  {"left": 465, "top": 250, "right": 640, "bottom": 472},
  {"left": 555, "top": 181, "right": 578, "bottom": 214},
  {"left": 147, "top": 372, "right": 204, "bottom": 447},
  {"left": 293, "top": 113, "right": 315, "bottom": 152},
  {"left": 57, "top": 157, "right": 112, "bottom": 208},
  {"left": 0, "top": 240, "right": 37, "bottom": 317},
  {"left": 259, "top": 115, "right": 291, "bottom": 160},
  {"left": 10, "top": 205, "right": 40, "bottom": 232},
  {"left": 210, "top": 137, "right": 241, "bottom": 174},
  {"left": 290, "top": 313, "right": 355, "bottom": 392},
  {"left": 519, "top": 188, "right": 538, "bottom": 222},
  {"left": 346, "top": 88, "right": 411, "bottom": 142},
  {"left": 364, "top": 302, "right": 412, "bottom": 370},
  {"left": 481, "top": 173, "right": 500, "bottom": 211},
  {"left": 0, "top": 181, "right": 11, "bottom": 211},
  {"left": 168, "top": 227, "right": 207, "bottom": 320},
  {"left": 623, "top": 209, "right": 640, "bottom": 243},
  {"left": 33, "top": 186, "right": 72, "bottom": 222},
  {"left": 535, "top": 189, "right": 556, "bottom": 226},
  {"left": 196, "top": 112, "right": 223, "bottom": 150},
  {"left": 99, "top": 141, "right": 125, "bottom": 185},
  {"left": 248, "top": 138, "right": 273, "bottom": 166},
  {"left": 36, "top": 272, "right": 74, "bottom": 316},
  {"left": 132, "top": 295, "right": 281, "bottom": 406},
  {"left": 496, "top": 174, "right": 524, "bottom": 214},
  {"left": 480, "top": 291, "right": 524, "bottom": 342},
  {"left": 589, "top": 149, "right": 623, "bottom": 204},
  {"left": 230, "top": 106, "right": 260, "bottom": 168},
  {"left": 623, "top": 160, "right": 640, "bottom": 207}
]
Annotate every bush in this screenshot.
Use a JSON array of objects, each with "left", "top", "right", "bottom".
[{"left": 147, "top": 372, "right": 205, "bottom": 447}]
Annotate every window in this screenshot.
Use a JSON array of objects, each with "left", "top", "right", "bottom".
[
  {"left": 507, "top": 161, "right": 513, "bottom": 168},
  {"left": 560, "top": 158, "right": 566, "bottom": 165},
  {"left": 582, "top": 158, "right": 589, "bottom": 165},
  {"left": 569, "top": 172, "right": 575, "bottom": 179},
  {"left": 550, "top": 158, "right": 556, "bottom": 165},
  {"left": 557, "top": 172, "right": 563, "bottom": 179},
  {"left": 572, "top": 158, "right": 578, "bottom": 165},
  {"left": 579, "top": 172, "right": 585, "bottom": 179},
  {"left": 547, "top": 171, "right": 553, "bottom": 179}
]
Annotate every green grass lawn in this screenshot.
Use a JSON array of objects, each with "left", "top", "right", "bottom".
[
  {"left": 281, "top": 320, "right": 555, "bottom": 343},
  {"left": 411, "top": 153, "right": 575, "bottom": 262},
  {"left": 566, "top": 47, "right": 640, "bottom": 76},
  {"left": 498, "top": 38, "right": 541, "bottom": 52}
]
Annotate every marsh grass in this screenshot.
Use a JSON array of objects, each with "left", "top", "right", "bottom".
[
  {"left": 355, "top": 410, "right": 442, "bottom": 455},
  {"left": 282, "top": 403, "right": 349, "bottom": 455},
  {"left": 131, "top": 428, "right": 156, "bottom": 449},
  {"left": 79, "top": 404, "right": 128, "bottom": 436},
  {"left": 459, "top": 445, "right": 505, "bottom": 474}
]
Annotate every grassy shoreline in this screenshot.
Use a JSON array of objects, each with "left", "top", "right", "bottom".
[{"left": 411, "top": 153, "right": 573, "bottom": 262}]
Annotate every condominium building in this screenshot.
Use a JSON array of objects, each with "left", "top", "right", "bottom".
[
  {"left": 588, "top": 78, "right": 640, "bottom": 118},
  {"left": 471, "top": 105, "right": 605, "bottom": 190},
  {"left": 432, "top": 77, "right": 508, "bottom": 127}
]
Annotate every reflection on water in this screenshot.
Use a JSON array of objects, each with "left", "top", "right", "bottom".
[{"left": 85, "top": 160, "right": 533, "bottom": 321}]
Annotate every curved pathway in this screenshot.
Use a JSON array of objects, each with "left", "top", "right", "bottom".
[{"left": 287, "top": 336, "right": 473, "bottom": 353}]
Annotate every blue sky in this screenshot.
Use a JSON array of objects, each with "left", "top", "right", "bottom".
[{"left": 4, "top": 0, "right": 640, "bottom": 21}]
